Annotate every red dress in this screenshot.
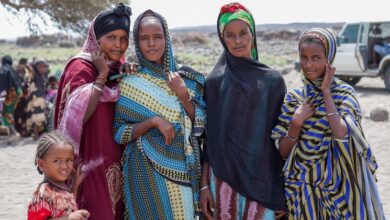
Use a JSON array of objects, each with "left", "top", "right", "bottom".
[{"left": 28, "top": 182, "right": 77, "bottom": 220}]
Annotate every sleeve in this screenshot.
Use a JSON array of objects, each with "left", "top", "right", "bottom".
[
  {"left": 271, "top": 89, "right": 301, "bottom": 140},
  {"left": 192, "top": 89, "right": 206, "bottom": 137},
  {"left": 65, "top": 60, "right": 96, "bottom": 94},
  {"left": 27, "top": 185, "right": 52, "bottom": 220}
]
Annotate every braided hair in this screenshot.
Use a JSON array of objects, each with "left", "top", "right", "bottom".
[{"left": 35, "top": 130, "right": 74, "bottom": 175}]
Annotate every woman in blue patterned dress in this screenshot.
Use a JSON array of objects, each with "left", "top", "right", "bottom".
[
  {"left": 113, "top": 10, "right": 206, "bottom": 219},
  {"left": 271, "top": 28, "right": 385, "bottom": 219}
]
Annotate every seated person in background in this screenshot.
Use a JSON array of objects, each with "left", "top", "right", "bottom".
[{"left": 373, "top": 37, "right": 390, "bottom": 60}]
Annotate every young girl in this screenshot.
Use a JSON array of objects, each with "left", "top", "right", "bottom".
[
  {"left": 28, "top": 130, "right": 90, "bottom": 220},
  {"left": 271, "top": 28, "right": 385, "bottom": 219}
]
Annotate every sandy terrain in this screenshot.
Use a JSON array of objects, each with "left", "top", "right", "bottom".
[{"left": 0, "top": 72, "right": 389, "bottom": 219}]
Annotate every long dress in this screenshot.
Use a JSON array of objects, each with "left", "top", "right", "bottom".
[
  {"left": 271, "top": 77, "right": 385, "bottom": 219},
  {"left": 114, "top": 9, "right": 206, "bottom": 220},
  {"left": 54, "top": 59, "right": 124, "bottom": 220}
]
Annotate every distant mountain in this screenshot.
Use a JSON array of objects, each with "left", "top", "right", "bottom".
[{"left": 172, "top": 22, "right": 345, "bottom": 33}]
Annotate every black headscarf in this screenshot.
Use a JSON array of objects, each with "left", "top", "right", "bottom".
[
  {"left": 94, "top": 3, "right": 131, "bottom": 40},
  {"left": 0, "top": 55, "right": 20, "bottom": 93},
  {"left": 205, "top": 3, "right": 286, "bottom": 211}
]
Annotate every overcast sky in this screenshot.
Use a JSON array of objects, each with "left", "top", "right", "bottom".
[{"left": 1, "top": 0, "right": 390, "bottom": 39}]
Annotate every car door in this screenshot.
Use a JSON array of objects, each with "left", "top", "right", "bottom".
[
  {"left": 355, "top": 23, "right": 369, "bottom": 71},
  {"left": 333, "top": 23, "right": 363, "bottom": 74}
]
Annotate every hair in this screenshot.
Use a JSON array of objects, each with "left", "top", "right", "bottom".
[
  {"left": 48, "top": 75, "right": 58, "bottom": 83},
  {"left": 35, "top": 130, "right": 74, "bottom": 175}
]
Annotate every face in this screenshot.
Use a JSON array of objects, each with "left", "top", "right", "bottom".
[
  {"left": 299, "top": 42, "right": 327, "bottom": 81},
  {"left": 37, "top": 62, "right": 49, "bottom": 75},
  {"left": 38, "top": 144, "right": 74, "bottom": 185},
  {"left": 223, "top": 19, "right": 253, "bottom": 59},
  {"left": 98, "top": 29, "right": 129, "bottom": 62},
  {"left": 138, "top": 18, "right": 166, "bottom": 64}
]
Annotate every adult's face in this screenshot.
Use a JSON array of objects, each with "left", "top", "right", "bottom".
[
  {"left": 223, "top": 19, "right": 253, "bottom": 59},
  {"left": 138, "top": 18, "right": 166, "bottom": 64},
  {"left": 98, "top": 29, "right": 129, "bottom": 62}
]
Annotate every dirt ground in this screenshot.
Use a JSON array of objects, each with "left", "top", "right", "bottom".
[{"left": 0, "top": 72, "right": 389, "bottom": 219}]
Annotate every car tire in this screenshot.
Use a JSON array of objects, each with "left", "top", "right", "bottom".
[
  {"left": 339, "top": 76, "right": 362, "bottom": 86},
  {"left": 384, "top": 66, "right": 390, "bottom": 93}
]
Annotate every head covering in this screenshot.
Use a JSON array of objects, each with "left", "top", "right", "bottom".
[
  {"left": 133, "top": 10, "right": 174, "bottom": 74},
  {"left": 31, "top": 58, "right": 49, "bottom": 91},
  {"left": 272, "top": 28, "right": 384, "bottom": 219},
  {"left": 205, "top": 2, "right": 286, "bottom": 210},
  {"left": 94, "top": 3, "right": 131, "bottom": 40},
  {"left": 130, "top": 9, "right": 205, "bottom": 211},
  {"left": 299, "top": 27, "right": 337, "bottom": 64},
  {"left": 218, "top": 2, "right": 258, "bottom": 59},
  {"left": 1, "top": 55, "right": 12, "bottom": 66}
]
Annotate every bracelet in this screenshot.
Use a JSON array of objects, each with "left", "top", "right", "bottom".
[
  {"left": 200, "top": 185, "right": 209, "bottom": 192},
  {"left": 92, "top": 84, "right": 103, "bottom": 92},
  {"left": 286, "top": 134, "right": 298, "bottom": 141},
  {"left": 326, "top": 112, "right": 340, "bottom": 116}
]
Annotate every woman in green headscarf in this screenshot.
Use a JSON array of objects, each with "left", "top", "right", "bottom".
[{"left": 200, "top": 2, "right": 287, "bottom": 219}]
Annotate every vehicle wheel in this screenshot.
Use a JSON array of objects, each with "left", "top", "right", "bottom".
[
  {"left": 339, "top": 76, "right": 362, "bottom": 86},
  {"left": 384, "top": 66, "right": 390, "bottom": 93}
]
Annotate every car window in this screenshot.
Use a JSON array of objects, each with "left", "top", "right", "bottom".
[{"left": 340, "top": 24, "right": 360, "bottom": 44}]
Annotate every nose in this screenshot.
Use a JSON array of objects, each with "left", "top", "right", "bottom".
[{"left": 234, "top": 35, "right": 241, "bottom": 44}]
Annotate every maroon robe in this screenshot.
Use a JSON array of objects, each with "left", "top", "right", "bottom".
[{"left": 54, "top": 59, "right": 123, "bottom": 220}]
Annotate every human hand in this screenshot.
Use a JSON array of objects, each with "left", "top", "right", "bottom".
[
  {"left": 275, "top": 210, "right": 286, "bottom": 219},
  {"left": 321, "top": 63, "right": 336, "bottom": 94},
  {"left": 120, "top": 62, "right": 138, "bottom": 75},
  {"left": 68, "top": 209, "right": 90, "bottom": 220},
  {"left": 292, "top": 100, "right": 315, "bottom": 127},
  {"left": 167, "top": 72, "right": 190, "bottom": 101},
  {"left": 152, "top": 116, "right": 175, "bottom": 145},
  {"left": 91, "top": 51, "right": 109, "bottom": 79},
  {"left": 200, "top": 187, "right": 214, "bottom": 220},
  {"left": 71, "top": 164, "right": 85, "bottom": 190}
]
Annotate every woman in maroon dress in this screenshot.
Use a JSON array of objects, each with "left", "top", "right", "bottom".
[{"left": 54, "top": 3, "right": 132, "bottom": 219}]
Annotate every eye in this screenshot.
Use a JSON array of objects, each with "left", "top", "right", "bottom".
[{"left": 53, "top": 159, "right": 60, "bottom": 164}]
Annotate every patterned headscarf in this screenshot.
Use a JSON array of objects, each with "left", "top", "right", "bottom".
[
  {"left": 218, "top": 2, "right": 257, "bottom": 59},
  {"left": 299, "top": 28, "right": 337, "bottom": 64}
]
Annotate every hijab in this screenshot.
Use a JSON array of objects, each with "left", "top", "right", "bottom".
[{"left": 205, "top": 2, "right": 286, "bottom": 210}]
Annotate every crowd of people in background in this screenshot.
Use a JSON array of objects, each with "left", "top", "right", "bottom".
[{"left": 0, "top": 55, "right": 58, "bottom": 143}]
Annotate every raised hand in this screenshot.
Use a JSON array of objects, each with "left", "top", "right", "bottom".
[
  {"left": 91, "top": 51, "right": 109, "bottom": 80},
  {"left": 152, "top": 116, "right": 175, "bottom": 145},
  {"left": 321, "top": 63, "right": 336, "bottom": 93},
  {"left": 167, "top": 71, "right": 190, "bottom": 101},
  {"left": 292, "top": 100, "right": 316, "bottom": 127}
]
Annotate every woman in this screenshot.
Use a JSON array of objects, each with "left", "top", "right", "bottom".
[
  {"left": 113, "top": 10, "right": 206, "bottom": 219},
  {"left": 54, "top": 3, "right": 132, "bottom": 219},
  {"left": 26, "top": 59, "right": 49, "bottom": 139},
  {"left": 271, "top": 28, "right": 385, "bottom": 219},
  {"left": 200, "top": 3, "right": 286, "bottom": 219}
]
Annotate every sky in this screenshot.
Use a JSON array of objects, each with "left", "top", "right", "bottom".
[{"left": 1, "top": 0, "right": 390, "bottom": 39}]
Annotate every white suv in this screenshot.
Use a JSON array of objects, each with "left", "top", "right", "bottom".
[{"left": 333, "top": 21, "right": 390, "bottom": 92}]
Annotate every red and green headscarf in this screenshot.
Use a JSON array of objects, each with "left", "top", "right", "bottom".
[{"left": 218, "top": 2, "right": 258, "bottom": 59}]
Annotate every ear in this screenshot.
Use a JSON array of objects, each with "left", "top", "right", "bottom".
[{"left": 37, "top": 159, "right": 45, "bottom": 173}]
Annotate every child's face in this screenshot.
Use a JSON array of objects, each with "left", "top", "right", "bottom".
[
  {"left": 299, "top": 42, "right": 327, "bottom": 81},
  {"left": 38, "top": 144, "right": 74, "bottom": 185}
]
